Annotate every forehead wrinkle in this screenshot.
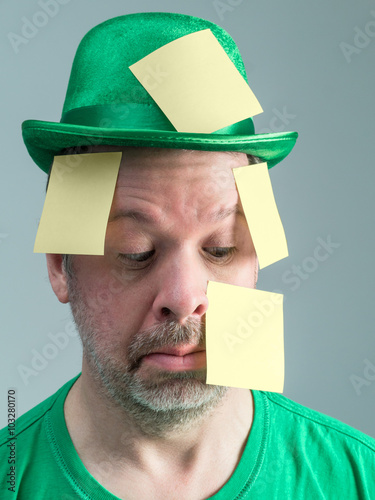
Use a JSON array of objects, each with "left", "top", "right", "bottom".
[
  {"left": 110, "top": 168, "right": 244, "bottom": 228},
  {"left": 108, "top": 204, "right": 245, "bottom": 229},
  {"left": 109, "top": 188, "right": 168, "bottom": 224}
]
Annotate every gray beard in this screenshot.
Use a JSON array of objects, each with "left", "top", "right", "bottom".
[{"left": 68, "top": 276, "right": 228, "bottom": 438}]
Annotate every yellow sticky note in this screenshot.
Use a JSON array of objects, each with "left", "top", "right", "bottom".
[
  {"left": 233, "top": 162, "right": 288, "bottom": 269},
  {"left": 34, "top": 152, "right": 122, "bottom": 254},
  {"left": 206, "top": 281, "right": 284, "bottom": 392},
  {"left": 129, "top": 29, "right": 262, "bottom": 133}
]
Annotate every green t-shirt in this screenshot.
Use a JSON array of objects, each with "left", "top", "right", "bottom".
[{"left": 1, "top": 374, "right": 375, "bottom": 499}]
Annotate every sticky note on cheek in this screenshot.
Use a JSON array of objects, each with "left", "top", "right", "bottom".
[
  {"left": 233, "top": 162, "right": 288, "bottom": 268},
  {"left": 206, "top": 281, "right": 284, "bottom": 392},
  {"left": 34, "top": 152, "right": 122, "bottom": 255},
  {"left": 129, "top": 29, "right": 262, "bottom": 133}
]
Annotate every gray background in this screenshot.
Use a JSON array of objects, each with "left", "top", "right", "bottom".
[{"left": 1, "top": 0, "right": 375, "bottom": 437}]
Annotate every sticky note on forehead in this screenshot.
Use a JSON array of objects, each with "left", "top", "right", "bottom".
[
  {"left": 206, "top": 281, "right": 284, "bottom": 392},
  {"left": 34, "top": 152, "right": 122, "bottom": 254},
  {"left": 233, "top": 162, "right": 288, "bottom": 268},
  {"left": 129, "top": 29, "right": 262, "bottom": 133}
]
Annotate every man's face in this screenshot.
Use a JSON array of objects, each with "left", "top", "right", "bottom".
[{"left": 56, "top": 146, "right": 257, "bottom": 433}]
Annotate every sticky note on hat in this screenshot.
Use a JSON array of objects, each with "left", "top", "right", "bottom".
[
  {"left": 34, "top": 152, "right": 121, "bottom": 254},
  {"left": 233, "top": 162, "right": 288, "bottom": 268},
  {"left": 129, "top": 29, "right": 262, "bottom": 133},
  {"left": 206, "top": 281, "right": 284, "bottom": 392}
]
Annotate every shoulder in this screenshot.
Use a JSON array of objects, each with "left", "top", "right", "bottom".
[
  {"left": 262, "top": 390, "right": 375, "bottom": 453},
  {"left": 0, "top": 375, "right": 80, "bottom": 498},
  {"left": 0, "top": 374, "right": 79, "bottom": 447},
  {"left": 248, "top": 392, "right": 375, "bottom": 497}
]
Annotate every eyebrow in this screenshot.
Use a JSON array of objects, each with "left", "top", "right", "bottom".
[
  {"left": 208, "top": 205, "right": 245, "bottom": 222},
  {"left": 108, "top": 205, "right": 245, "bottom": 225}
]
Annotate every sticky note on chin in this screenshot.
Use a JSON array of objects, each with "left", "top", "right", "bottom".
[
  {"left": 129, "top": 29, "right": 262, "bottom": 133},
  {"left": 206, "top": 281, "right": 284, "bottom": 392},
  {"left": 34, "top": 152, "right": 122, "bottom": 255},
  {"left": 233, "top": 162, "right": 288, "bottom": 269}
]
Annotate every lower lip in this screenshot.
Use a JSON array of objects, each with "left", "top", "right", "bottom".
[{"left": 141, "top": 351, "right": 206, "bottom": 371}]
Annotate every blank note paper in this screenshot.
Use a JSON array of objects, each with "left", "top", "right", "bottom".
[
  {"left": 206, "top": 280, "right": 284, "bottom": 392},
  {"left": 34, "top": 152, "right": 122, "bottom": 255},
  {"left": 233, "top": 162, "right": 288, "bottom": 269},
  {"left": 129, "top": 29, "right": 262, "bottom": 133}
]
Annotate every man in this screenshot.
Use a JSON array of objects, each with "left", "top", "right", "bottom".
[{"left": 1, "top": 12, "right": 375, "bottom": 499}]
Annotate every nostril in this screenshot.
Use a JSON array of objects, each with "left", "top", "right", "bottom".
[{"left": 161, "top": 307, "right": 171, "bottom": 317}]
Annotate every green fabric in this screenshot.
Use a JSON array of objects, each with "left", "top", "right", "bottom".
[
  {"left": 21, "top": 12, "right": 298, "bottom": 174},
  {"left": 22, "top": 121, "right": 297, "bottom": 174},
  {"left": 60, "top": 105, "right": 256, "bottom": 136},
  {"left": 61, "top": 12, "right": 249, "bottom": 115},
  {"left": 1, "top": 374, "right": 374, "bottom": 499}
]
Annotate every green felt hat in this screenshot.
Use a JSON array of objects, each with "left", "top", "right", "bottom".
[{"left": 22, "top": 12, "right": 298, "bottom": 174}]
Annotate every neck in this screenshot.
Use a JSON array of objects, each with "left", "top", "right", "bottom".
[{"left": 64, "top": 367, "right": 254, "bottom": 495}]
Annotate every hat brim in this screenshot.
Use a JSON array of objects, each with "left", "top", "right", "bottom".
[{"left": 22, "top": 120, "right": 298, "bottom": 174}]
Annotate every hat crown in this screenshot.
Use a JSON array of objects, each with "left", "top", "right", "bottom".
[
  {"left": 22, "top": 11, "right": 298, "bottom": 173},
  {"left": 62, "top": 12, "right": 248, "bottom": 117}
]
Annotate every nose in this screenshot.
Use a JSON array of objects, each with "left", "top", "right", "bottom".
[{"left": 152, "top": 247, "right": 209, "bottom": 325}]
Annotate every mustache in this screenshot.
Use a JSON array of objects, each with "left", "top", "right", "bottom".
[{"left": 127, "top": 317, "right": 206, "bottom": 371}]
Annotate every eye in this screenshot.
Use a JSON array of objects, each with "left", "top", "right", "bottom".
[
  {"left": 118, "top": 250, "right": 155, "bottom": 266},
  {"left": 204, "top": 247, "right": 237, "bottom": 260},
  {"left": 117, "top": 247, "right": 237, "bottom": 269}
]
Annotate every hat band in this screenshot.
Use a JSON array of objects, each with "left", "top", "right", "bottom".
[{"left": 60, "top": 104, "right": 255, "bottom": 136}]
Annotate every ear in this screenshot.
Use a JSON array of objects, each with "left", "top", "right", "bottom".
[
  {"left": 46, "top": 254, "right": 69, "bottom": 304},
  {"left": 254, "top": 255, "right": 259, "bottom": 288}
]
